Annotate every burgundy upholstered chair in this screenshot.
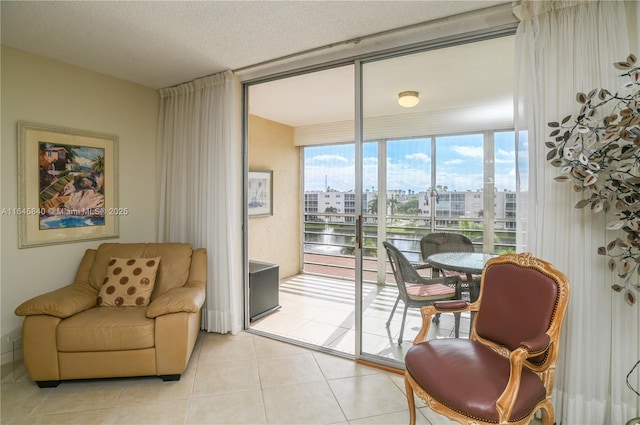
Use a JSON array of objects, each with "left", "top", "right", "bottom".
[{"left": 404, "top": 253, "right": 570, "bottom": 425}]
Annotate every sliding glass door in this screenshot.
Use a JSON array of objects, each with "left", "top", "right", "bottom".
[
  {"left": 244, "top": 34, "right": 516, "bottom": 368},
  {"left": 358, "top": 35, "right": 516, "bottom": 365}
]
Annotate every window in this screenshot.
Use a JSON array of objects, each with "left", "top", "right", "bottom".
[{"left": 302, "top": 130, "right": 517, "bottom": 253}]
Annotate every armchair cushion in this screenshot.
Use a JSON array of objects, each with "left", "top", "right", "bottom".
[
  {"left": 146, "top": 285, "right": 206, "bottom": 318},
  {"left": 406, "top": 339, "right": 546, "bottom": 423},
  {"left": 15, "top": 284, "right": 97, "bottom": 319},
  {"left": 89, "top": 243, "right": 147, "bottom": 291},
  {"left": 97, "top": 257, "right": 160, "bottom": 307},
  {"left": 57, "top": 306, "right": 154, "bottom": 352},
  {"left": 406, "top": 283, "right": 455, "bottom": 301},
  {"left": 88, "top": 243, "right": 193, "bottom": 298}
]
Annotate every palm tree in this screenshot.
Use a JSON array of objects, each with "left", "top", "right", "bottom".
[
  {"left": 324, "top": 206, "right": 337, "bottom": 223},
  {"left": 368, "top": 195, "right": 378, "bottom": 214},
  {"left": 387, "top": 195, "right": 400, "bottom": 216},
  {"left": 91, "top": 155, "right": 105, "bottom": 174}
]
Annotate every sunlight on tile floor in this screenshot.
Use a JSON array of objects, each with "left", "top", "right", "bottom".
[{"left": 250, "top": 274, "right": 470, "bottom": 362}]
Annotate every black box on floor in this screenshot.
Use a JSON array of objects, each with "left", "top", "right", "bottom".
[{"left": 249, "top": 261, "right": 280, "bottom": 321}]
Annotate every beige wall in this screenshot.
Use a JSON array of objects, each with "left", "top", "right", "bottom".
[
  {"left": 0, "top": 46, "right": 159, "bottom": 362},
  {"left": 248, "top": 115, "right": 301, "bottom": 279}
]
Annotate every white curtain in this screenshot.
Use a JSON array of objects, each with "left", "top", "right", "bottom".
[
  {"left": 514, "top": 1, "right": 638, "bottom": 423},
  {"left": 157, "top": 70, "right": 239, "bottom": 334}
]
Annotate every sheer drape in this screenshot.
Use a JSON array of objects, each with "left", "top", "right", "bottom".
[
  {"left": 157, "top": 70, "right": 239, "bottom": 334},
  {"left": 514, "top": 1, "right": 638, "bottom": 423}
]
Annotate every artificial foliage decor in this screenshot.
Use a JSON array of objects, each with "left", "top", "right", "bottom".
[{"left": 546, "top": 54, "right": 640, "bottom": 305}]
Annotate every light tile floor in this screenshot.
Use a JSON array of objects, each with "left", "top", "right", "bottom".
[
  {"left": 1, "top": 331, "right": 463, "bottom": 425},
  {"left": 250, "top": 274, "right": 470, "bottom": 363}
]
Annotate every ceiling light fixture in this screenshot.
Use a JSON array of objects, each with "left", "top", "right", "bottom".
[{"left": 398, "top": 91, "right": 419, "bottom": 108}]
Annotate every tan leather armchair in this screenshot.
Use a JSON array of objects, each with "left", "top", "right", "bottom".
[{"left": 15, "top": 242, "right": 206, "bottom": 388}]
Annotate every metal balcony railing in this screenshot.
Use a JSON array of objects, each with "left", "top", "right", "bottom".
[{"left": 303, "top": 212, "right": 517, "bottom": 282}]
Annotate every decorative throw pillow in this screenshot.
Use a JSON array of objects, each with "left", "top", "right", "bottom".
[{"left": 97, "top": 257, "right": 160, "bottom": 307}]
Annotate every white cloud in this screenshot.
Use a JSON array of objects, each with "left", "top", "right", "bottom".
[
  {"left": 495, "top": 148, "right": 515, "bottom": 163},
  {"left": 451, "top": 145, "right": 483, "bottom": 158},
  {"left": 307, "top": 154, "right": 349, "bottom": 163},
  {"left": 404, "top": 152, "right": 430, "bottom": 162},
  {"left": 74, "top": 156, "right": 93, "bottom": 169},
  {"left": 444, "top": 159, "right": 464, "bottom": 165}
]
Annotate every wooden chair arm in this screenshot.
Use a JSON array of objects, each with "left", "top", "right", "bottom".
[
  {"left": 413, "top": 305, "right": 437, "bottom": 344},
  {"left": 496, "top": 346, "right": 528, "bottom": 422},
  {"left": 495, "top": 334, "right": 551, "bottom": 422},
  {"left": 412, "top": 301, "right": 471, "bottom": 344}
]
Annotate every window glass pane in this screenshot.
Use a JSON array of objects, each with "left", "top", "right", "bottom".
[
  {"left": 303, "top": 143, "right": 356, "bottom": 278},
  {"left": 434, "top": 134, "right": 483, "bottom": 242},
  {"left": 304, "top": 144, "right": 355, "bottom": 192},
  {"left": 495, "top": 131, "right": 517, "bottom": 252},
  {"left": 386, "top": 138, "right": 431, "bottom": 214}
]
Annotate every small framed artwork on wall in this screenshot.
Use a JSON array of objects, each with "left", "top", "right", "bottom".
[{"left": 248, "top": 170, "right": 272, "bottom": 217}]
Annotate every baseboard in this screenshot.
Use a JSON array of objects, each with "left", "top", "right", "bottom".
[
  {"left": 1, "top": 327, "right": 23, "bottom": 367},
  {"left": 1, "top": 347, "right": 23, "bottom": 367},
  {"left": 1, "top": 348, "right": 24, "bottom": 381}
]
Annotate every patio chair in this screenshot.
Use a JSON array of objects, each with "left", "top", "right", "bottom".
[
  {"left": 404, "top": 253, "right": 570, "bottom": 425},
  {"left": 417, "top": 232, "right": 477, "bottom": 330},
  {"left": 418, "top": 232, "right": 477, "bottom": 297},
  {"left": 383, "top": 242, "right": 459, "bottom": 344}
]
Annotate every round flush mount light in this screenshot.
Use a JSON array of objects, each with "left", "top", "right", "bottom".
[{"left": 398, "top": 91, "right": 419, "bottom": 108}]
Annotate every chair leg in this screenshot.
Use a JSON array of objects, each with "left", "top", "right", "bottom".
[
  {"left": 386, "top": 296, "right": 400, "bottom": 327},
  {"left": 405, "top": 375, "right": 417, "bottom": 425},
  {"left": 454, "top": 312, "right": 460, "bottom": 338},
  {"left": 398, "top": 304, "right": 408, "bottom": 344}
]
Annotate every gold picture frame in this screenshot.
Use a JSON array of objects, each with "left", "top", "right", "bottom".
[{"left": 17, "top": 121, "right": 119, "bottom": 248}]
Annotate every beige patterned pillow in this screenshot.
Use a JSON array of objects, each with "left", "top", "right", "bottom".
[{"left": 97, "top": 257, "right": 160, "bottom": 307}]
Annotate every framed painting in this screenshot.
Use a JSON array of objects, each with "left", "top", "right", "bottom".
[
  {"left": 248, "top": 170, "right": 272, "bottom": 217},
  {"left": 17, "top": 121, "right": 119, "bottom": 248}
]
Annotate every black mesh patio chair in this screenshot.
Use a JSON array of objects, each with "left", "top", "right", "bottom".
[{"left": 383, "top": 241, "right": 459, "bottom": 343}]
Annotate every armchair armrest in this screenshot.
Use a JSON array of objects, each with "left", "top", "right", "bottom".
[
  {"left": 146, "top": 283, "right": 205, "bottom": 318},
  {"left": 15, "top": 284, "right": 97, "bottom": 319},
  {"left": 495, "top": 332, "right": 551, "bottom": 422},
  {"left": 433, "top": 300, "right": 469, "bottom": 311},
  {"left": 413, "top": 300, "right": 473, "bottom": 344},
  {"left": 520, "top": 333, "right": 551, "bottom": 356}
]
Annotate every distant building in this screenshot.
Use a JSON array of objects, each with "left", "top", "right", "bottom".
[{"left": 304, "top": 188, "right": 516, "bottom": 229}]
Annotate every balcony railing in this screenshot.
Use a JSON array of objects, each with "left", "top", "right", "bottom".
[{"left": 303, "top": 212, "right": 517, "bottom": 282}]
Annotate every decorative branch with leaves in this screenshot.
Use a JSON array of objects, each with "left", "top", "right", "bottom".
[{"left": 546, "top": 54, "right": 640, "bottom": 305}]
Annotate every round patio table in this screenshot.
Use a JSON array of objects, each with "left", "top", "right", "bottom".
[{"left": 426, "top": 252, "right": 498, "bottom": 302}]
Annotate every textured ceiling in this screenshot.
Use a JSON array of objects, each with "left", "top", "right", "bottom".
[{"left": 1, "top": 0, "right": 511, "bottom": 89}]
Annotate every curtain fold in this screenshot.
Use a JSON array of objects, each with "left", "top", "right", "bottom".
[
  {"left": 157, "top": 70, "right": 239, "bottom": 334},
  {"left": 514, "top": 1, "right": 637, "bottom": 423}
]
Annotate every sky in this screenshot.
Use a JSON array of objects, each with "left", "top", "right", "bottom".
[{"left": 304, "top": 132, "right": 522, "bottom": 193}]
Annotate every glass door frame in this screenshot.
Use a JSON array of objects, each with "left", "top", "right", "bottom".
[{"left": 242, "top": 27, "right": 518, "bottom": 369}]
